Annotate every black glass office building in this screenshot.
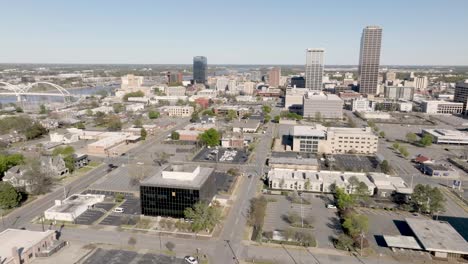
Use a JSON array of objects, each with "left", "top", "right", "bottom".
[
  {"left": 193, "top": 56, "right": 207, "bottom": 84},
  {"left": 140, "top": 167, "right": 217, "bottom": 218}
]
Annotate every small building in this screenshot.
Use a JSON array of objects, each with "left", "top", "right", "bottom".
[
  {"left": 0, "top": 229, "right": 65, "bottom": 264},
  {"left": 421, "top": 129, "right": 468, "bottom": 145},
  {"left": 44, "top": 193, "right": 105, "bottom": 222},
  {"left": 3, "top": 166, "right": 33, "bottom": 192},
  {"left": 419, "top": 163, "right": 459, "bottom": 178},
  {"left": 125, "top": 103, "right": 145, "bottom": 112},
  {"left": 73, "top": 153, "right": 89, "bottom": 169},
  {"left": 232, "top": 119, "right": 260, "bottom": 133},
  {"left": 140, "top": 165, "right": 217, "bottom": 218},
  {"left": 413, "top": 155, "right": 433, "bottom": 164},
  {"left": 367, "top": 173, "right": 413, "bottom": 199},
  {"left": 221, "top": 132, "right": 245, "bottom": 148},
  {"left": 159, "top": 106, "right": 194, "bottom": 117},
  {"left": 175, "top": 129, "right": 201, "bottom": 141},
  {"left": 405, "top": 218, "right": 468, "bottom": 259}
]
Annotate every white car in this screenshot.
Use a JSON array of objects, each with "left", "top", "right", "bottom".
[
  {"left": 136, "top": 162, "right": 144, "bottom": 165},
  {"left": 326, "top": 204, "right": 337, "bottom": 209},
  {"left": 113, "top": 207, "right": 124, "bottom": 213},
  {"left": 184, "top": 256, "right": 198, "bottom": 264}
]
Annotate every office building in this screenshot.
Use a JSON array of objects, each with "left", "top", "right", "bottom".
[
  {"left": 358, "top": 26, "right": 383, "bottom": 95},
  {"left": 291, "top": 76, "right": 306, "bottom": 88},
  {"left": 305, "top": 48, "right": 325, "bottom": 91},
  {"left": 421, "top": 129, "right": 468, "bottom": 145},
  {"left": 216, "top": 77, "right": 229, "bottom": 92},
  {"left": 193, "top": 56, "right": 207, "bottom": 84},
  {"left": 384, "top": 71, "right": 396, "bottom": 82},
  {"left": 159, "top": 106, "right": 194, "bottom": 117},
  {"left": 165, "top": 86, "right": 186, "bottom": 96},
  {"left": 268, "top": 67, "right": 281, "bottom": 87},
  {"left": 140, "top": 165, "right": 217, "bottom": 217},
  {"left": 351, "top": 98, "right": 375, "bottom": 112},
  {"left": 384, "top": 86, "right": 414, "bottom": 100},
  {"left": 414, "top": 76, "right": 428, "bottom": 91},
  {"left": 302, "top": 92, "right": 343, "bottom": 119},
  {"left": 421, "top": 100, "right": 464, "bottom": 114},
  {"left": 454, "top": 80, "right": 468, "bottom": 115},
  {"left": 291, "top": 125, "right": 378, "bottom": 154},
  {"left": 284, "top": 87, "right": 308, "bottom": 112}
]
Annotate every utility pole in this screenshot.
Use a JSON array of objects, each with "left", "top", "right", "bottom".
[
  {"left": 360, "top": 232, "right": 364, "bottom": 257},
  {"left": 298, "top": 191, "right": 304, "bottom": 228}
]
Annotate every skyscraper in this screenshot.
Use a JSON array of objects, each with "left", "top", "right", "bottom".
[
  {"left": 193, "top": 56, "right": 207, "bottom": 84},
  {"left": 268, "top": 67, "right": 281, "bottom": 87},
  {"left": 454, "top": 80, "right": 468, "bottom": 115},
  {"left": 305, "top": 48, "right": 324, "bottom": 91},
  {"left": 358, "top": 26, "right": 382, "bottom": 95}
]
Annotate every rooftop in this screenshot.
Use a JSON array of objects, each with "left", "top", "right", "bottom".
[
  {"left": 269, "top": 156, "right": 319, "bottom": 166},
  {"left": 0, "top": 229, "right": 55, "bottom": 260},
  {"left": 232, "top": 119, "right": 261, "bottom": 129},
  {"left": 291, "top": 125, "right": 326, "bottom": 137},
  {"left": 406, "top": 218, "right": 468, "bottom": 254},
  {"left": 383, "top": 235, "right": 422, "bottom": 250},
  {"left": 140, "top": 165, "right": 214, "bottom": 189}
]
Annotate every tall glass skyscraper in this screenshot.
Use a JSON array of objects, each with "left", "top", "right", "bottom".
[
  {"left": 305, "top": 48, "right": 324, "bottom": 91},
  {"left": 193, "top": 56, "right": 207, "bottom": 84},
  {"left": 358, "top": 26, "right": 382, "bottom": 95}
]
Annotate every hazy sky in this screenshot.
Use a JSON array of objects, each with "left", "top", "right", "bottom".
[{"left": 1, "top": 0, "right": 467, "bottom": 65}]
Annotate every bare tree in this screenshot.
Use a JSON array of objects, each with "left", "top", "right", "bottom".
[{"left": 165, "top": 241, "right": 175, "bottom": 252}]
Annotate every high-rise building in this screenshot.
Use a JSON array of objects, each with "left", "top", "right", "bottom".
[
  {"left": 358, "top": 26, "right": 382, "bottom": 95},
  {"left": 193, "top": 56, "right": 207, "bottom": 84},
  {"left": 305, "top": 48, "right": 325, "bottom": 91},
  {"left": 454, "top": 80, "right": 468, "bottom": 115},
  {"left": 291, "top": 76, "right": 306, "bottom": 88},
  {"left": 216, "top": 77, "right": 229, "bottom": 92},
  {"left": 384, "top": 71, "right": 396, "bottom": 82},
  {"left": 384, "top": 86, "right": 414, "bottom": 101},
  {"left": 414, "top": 76, "right": 428, "bottom": 91},
  {"left": 268, "top": 67, "right": 281, "bottom": 87}
]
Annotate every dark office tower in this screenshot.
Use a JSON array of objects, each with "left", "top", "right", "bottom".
[
  {"left": 291, "top": 76, "right": 306, "bottom": 88},
  {"left": 454, "top": 80, "right": 468, "bottom": 115},
  {"left": 193, "top": 56, "right": 207, "bottom": 84},
  {"left": 358, "top": 26, "right": 382, "bottom": 95}
]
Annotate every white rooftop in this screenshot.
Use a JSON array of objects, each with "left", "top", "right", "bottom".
[{"left": 0, "top": 229, "right": 55, "bottom": 261}]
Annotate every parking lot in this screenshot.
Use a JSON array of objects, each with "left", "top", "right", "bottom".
[
  {"left": 82, "top": 248, "right": 185, "bottom": 264},
  {"left": 74, "top": 210, "right": 105, "bottom": 225},
  {"left": 327, "top": 154, "right": 381, "bottom": 172},
  {"left": 262, "top": 193, "right": 341, "bottom": 248},
  {"left": 193, "top": 147, "right": 249, "bottom": 163}
]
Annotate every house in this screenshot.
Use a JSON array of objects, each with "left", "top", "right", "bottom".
[
  {"left": 232, "top": 119, "right": 260, "bottom": 133},
  {"left": 41, "top": 156, "right": 69, "bottom": 176},
  {"left": 73, "top": 153, "right": 89, "bottom": 169},
  {"left": 200, "top": 115, "right": 216, "bottom": 124},
  {"left": 3, "top": 166, "right": 33, "bottom": 192}
]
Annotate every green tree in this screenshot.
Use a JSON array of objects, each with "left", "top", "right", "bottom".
[
  {"left": 0, "top": 154, "right": 25, "bottom": 176},
  {"left": 226, "top": 110, "right": 237, "bottom": 121},
  {"left": 202, "top": 109, "right": 215, "bottom": 116},
  {"left": 380, "top": 160, "right": 391, "bottom": 174},
  {"left": 107, "top": 115, "right": 122, "bottom": 131},
  {"left": 86, "top": 109, "right": 93, "bottom": 116},
  {"left": 0, "top": 182, "right": 22, "bottom": 209},
  {"left": 304, "top": 178, "right": 311, "bottom": 191},
  {"left": 406, "top": 132, "right": 417, "bottom": 143},
  {"left": 247, "top": 196, "right": 268, "bottom": 232},
  {"left": 171, "top": 131, "right": 180, "bottom": 140},
  {"left": 190, "top": 111, "right": 200, "bottom": 123},
  {"left": 63, "top": 155, "right": 76, "bottom": 173},
  {"left": 123, "top": 90, "right": 145, "bottom": 101},
  {"left": 335, "top": 234, "right": 354, "bottom": 251},
  {"left": 39, "top": 104, "right": 48, "bottom": 114},
  {"left": 112, "top": 103, "right": 125, "bottom": 113},
  {"left": 335, "top": 188, "right": 356, "bottom": 210},
  {"left": 392, "top": 143, "right": 400, "bottom": 150},
  {"left": 76, "top": 122, "right": 85, "bottom": 129},
  {"left": 148, "top": 110, "right": 160, "bottom": 119},
  {"left": 25, "top": 122, "right": 47, "bottom": 140},
  {"left": 52, "top": 146, "right": 75, "bottom": 156},
  {"left": 379, "top": 131, "right": 385, "bottom": 138},
  {"left": 274, "top": 115, "right": 280, "bottom": 123},
  {"left": 261, "top": 105, "right": 271, "bottom": 114},
  {"left": 184, "top": 201, "right": 222, "bottom": 233},
  {"left": 264, "top": 114, "right": 271, "bottom": 123},
  {"left": 15, "top": 106, "right": 23, "bottom": 113},
  {"left": 399, "top": 146, "right": 409, "bottom": 158},
  {"left": 420, "top": 134, "right": 433, "bottom": 147},
  {"left": 342, "top": 213, "right": 369, "bottom": 238},
  {"left": 140, "top": 128, "right": 147, "bottom": 140},
  {"left": 133, "top": 118, "right": 143, "bottom": 128},
  {"left": 198, "top": 128, "right": 220, "bottom": 147},
  {"left": 411, "top": 184, "right": 445, "bottom": 214}
]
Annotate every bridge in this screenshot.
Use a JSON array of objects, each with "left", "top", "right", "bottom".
[{"left": 0, "top": 81, "right": 82, "bottom": 103}]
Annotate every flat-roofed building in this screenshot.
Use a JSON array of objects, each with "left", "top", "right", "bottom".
[
  {"left": 284, "top": 87, "right": 308, "bottom": 113},
  {"left": 422, "top": 128, "right": 468, "bottom": 145},
  {"left": 291, "top": 125, "right": 327, "bottom": 153},
  {"left": 44, "top": 194, "right": 105, "bottom": 222},
  {"left": 268, "top": 156, "right": 319, "bottom": 171},
  {"left": 302, "top": 92, "right": 343, "bottom": 119},
  {"left": 232, "top": 119, "right": 261, "bottom": 133},
  {"left": 267, "top": 168, "right": 375, "bottom": 195},
  {"left": 421, "top": 100, "right": 464, "bottom": 114},
  {"left": 159, "top": 106, "right": 194, "bottom": 117},
  {"left": 165, "top": 86, "right": 186, "bottom": 96},
  {"left": 323, "top": 127, "right": 378, "bottom": 154},
  {"left": 454, "top": 80, "right": 468, "bottom": 115},
  {"left": 367, "top": 173, "right": 412, "bottom": 198},
  {"left": 140, "top": 165, "right": 217, "bottom": 218},
  {"left": 0, "top": 229, "right": 64, "bottom": 264},
  {"left": 351, "top": 97, "right": 375, "bottom": 112},
  {"left": 405, "top": 218, "right": 468, "bottom": 259},
  {"left": 384, "top": 86, "right": 414, "bottom": 100}
]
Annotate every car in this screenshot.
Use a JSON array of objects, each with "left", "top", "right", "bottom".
[
  {"left": 113, "top": 207, "right": 124, "bottom": 213},
  {"left": 184, "top": 256, "right": 198, "bottom": 264},
  {"left": 444, "top": 148, "right": 450, "bottom": 151},
  {"left": 326, "top": 204, "right": 337, "bottom": 209},
  {"left": 136, "top": 162, "right": 144, "bottom": 165}
]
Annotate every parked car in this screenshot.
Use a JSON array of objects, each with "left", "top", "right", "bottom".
[
  {"left": 326, "top": 204, "right": 337, "bottom": 209},
  {"left": 113, "top": 207, "right": 124, "bottom": 213},
  {"left": 184, "top": 256, "right": 198, "bottom": 264}
]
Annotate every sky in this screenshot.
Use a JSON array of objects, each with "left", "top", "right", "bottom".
[{"left": 1, "top": 0, "right": 467, "bottom": 65}]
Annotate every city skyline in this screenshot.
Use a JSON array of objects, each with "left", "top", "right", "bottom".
[{"left": 1, "top": 0, "right": 467, "bottom": 65}]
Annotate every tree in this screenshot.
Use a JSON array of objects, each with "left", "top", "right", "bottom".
[
  {"left": 140, "top": 128, "right": 147, "bottom": 140},
  {"left": 0, "top": 154, "right": 25, "bottom": 177},
  {"left": 342, "top": 213, "right": 369, "bottom": 238},
  {"left": 148, "top": 110, "right": 160, "bottom": 119},
  {"left": 226, "top": 110, "right": 237, "bottom": 121},
  {"left": 76, "top": 122, "right": 85, "bottom": 129},
  {"left": 86, "top": 109, "right": 93, "bottom": 116},
  {"left": 52, "top": 146, "right": 75, "bottom": 156},
  {"left": 227, "top": 168, "right": 239, "bottom": 176},
  {"left": 25, "top": 122, "right": 47, "bottom": 140},
  {"left": 24, "top": 159, "right": 53, "bottom": 195},
  {"left": 406, "top": 132, "right": 417, "bottom": 143},
  {"left": 261, "top": 105, "right": 271, "bottom": 114},
  {"left": 274, "top": 115, "right": 280, "bottom": 123},
  {"left": 348, "top": 176, "right": 360, "bottom": 193},
  {"left": 399, "top": 146, "right": 409, "bottom": 158},
  {"left": 304, "top": 178, "right": 311, "bottom": 191},
  {"left": 198, "top": 128, "right": 220, "bottom": 147},
  {"left": 380, "top": 160, "right": 391, "bottom": 174},
  {"left": 171, "top": 131, "right": 180, "bottom": 140},
  {"left": 184, "top": 201, "right": 222, "bottom": 233},
  {"left": 264, "top": 114, "right": 271, "bottom": 123},
  {"left": 286, "top": 211, "right": 301, "bottom": 225},
  {"left": 107, "top": 115, "right": 122, "bottom": 131},
  {"left": 0, "top": 182, "right": 22, "bottom": 209},
  {"left": 39, "top": 104, "right": 48, "bottom": 114},
  {"left": 247, "top": 196, "right": 268, "bottom": 229},
  {"left": 190, "top": 111, "right": 200, "bottom": 123},
  {"left": 335, "top": 188, "right": 356, "bottom": 210},
  {"left": 335, "top": 234, "right": 354, "bottom": 251},
  {"left": 411, "top": 184, "right": 445, "bottom": 214},
  {"left": 128, "top": 237, "right": 137, "bottom": 246},
  {"left": 123, "top": 91, "right": 145, "bottom": 101},
  {"left": 15, "top": 106, "right": 23, "bottom": 113},
  {"left": 379, "top": 131, "right": 385, "bottom": 138},
  {"left": 392, "top": 143, "right": 400, "bottom": 151},
  {"left": 112, "top": 103, "right": 125, "bottom": 113},
  {"left": 420, "top": 134, "right": 433, "bottom": 147},
  {"left": 176, "top": 99, "right": 186, "bottom": 106},
  {"left": 133, "top": 118, "right": 143, "bottom": 128},
  {"left": 202, "top": 109, "right": 215, "bottom": 116}
]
